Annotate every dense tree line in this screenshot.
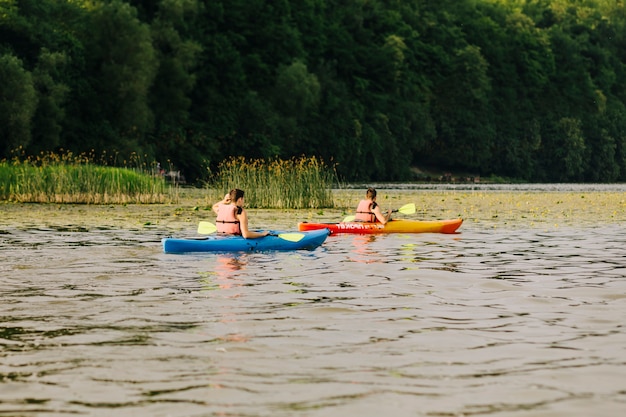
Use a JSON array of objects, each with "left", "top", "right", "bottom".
[{"left": 1, "top": 0, "right": 626, "bottom": 183}]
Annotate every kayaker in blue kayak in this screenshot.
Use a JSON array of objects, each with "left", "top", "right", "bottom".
[
  {"left": 355, "top": 187, "right": 392, "bottom": 224},
  {"left": 214, "top": 188, "right": 269, "bottom": 239}
]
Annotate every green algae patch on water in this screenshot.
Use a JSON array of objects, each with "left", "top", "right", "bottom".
[{"left": 1, "top": 189, "right": 624, "bottom": 233}]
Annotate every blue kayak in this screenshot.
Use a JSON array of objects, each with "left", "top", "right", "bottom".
[{"left": 162, "top": 228, "right": 330, "bottom": 254}]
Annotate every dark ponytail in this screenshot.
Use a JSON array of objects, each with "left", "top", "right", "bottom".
[{"left": 230, "top": 188, "right": 245, "bottom": 202}]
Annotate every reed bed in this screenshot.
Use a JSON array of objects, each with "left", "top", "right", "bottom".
[
  {"left": 0, "top": 151, "right": 170, "bottom": 204},
  {"left": 209, "top": 156, "right": 336, "bottom": 209}
]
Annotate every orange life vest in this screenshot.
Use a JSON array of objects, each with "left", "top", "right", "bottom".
[
  {"left": 216, "top": 204, "right": 242, "bottom": 234},
  {"left": 355, "top": 199, "right": 377, "bottom": 222}
]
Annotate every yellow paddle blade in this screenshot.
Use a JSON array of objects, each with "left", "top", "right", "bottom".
[
  {"left": 274, "top": 232, "right": 305, "bottom": 242},
  {"left": 342, "top": 215, "right": 356, "bottom": 222},
  {"left": 197, "top": 221, "right": 217, "bottom": 234},
  {"left": 394, "top": 203, "right": 416, "bottom": 215}
]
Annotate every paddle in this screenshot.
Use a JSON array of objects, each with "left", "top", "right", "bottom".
[
  {"left": 197, "top": 221, "right": 217, "bottom": 234},
  {"left": 342, "top": 203, "right": 416, "bottom": 222},
  {"left": 197, "top": 221, "right": 305, "bottom": 242}
]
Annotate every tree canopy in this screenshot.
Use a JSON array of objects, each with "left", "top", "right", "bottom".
[{"left": 1, "top": 0, "right": 626, "bottom": 183}]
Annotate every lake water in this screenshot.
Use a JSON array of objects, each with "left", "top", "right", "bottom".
[{"left": 1, "top": 186, "right": 625, "bottom": 416}]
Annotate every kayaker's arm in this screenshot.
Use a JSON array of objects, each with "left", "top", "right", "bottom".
[
  {"left": 372, "top": 205, "right": 392, "bottom": 224},
  {"left": 212, "top": 193, "right": 231, "bottom": 215},
  {"left": 237, "top": 209, "right": 269, "bottom": 239}
]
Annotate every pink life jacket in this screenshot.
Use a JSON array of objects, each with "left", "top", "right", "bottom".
[
  {"left": 216, "top": 204, "right": 242, "bottom": 234},
  {"left": 354, "top": 199, "right": 377, "bottom": 222}
]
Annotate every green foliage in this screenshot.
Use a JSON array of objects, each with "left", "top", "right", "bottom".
[
  {"left": 555, "top": 117, "right": 587, "bottom": 181},
  {"left": 209, "top": 156, "right": 335, "bottom": 209},
  {"left": 2, "top": 0, "right": 626, "bottom": 183},
  {"left": 30, "top": 49, "right": 70, "bottom": 153},
  {"left": 82, "top": 0, "right": 157, "bottom": 136},
  {"left": 0, "top": 151, "right": 169, "bottom": 203},
  {"left": 274, "top": 60, "right": 321, "bottom": 122},
  {"left": 0, "top": 54, "right": 37, "bottom": 154}
]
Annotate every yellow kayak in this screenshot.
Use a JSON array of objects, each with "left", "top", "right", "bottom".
[{"left": 298, "top": 218, "right": 463, "bottom": 235}]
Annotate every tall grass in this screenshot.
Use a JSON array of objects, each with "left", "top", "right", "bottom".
[
  {"left": 0, "top": 150, "right": 170, "bottom": 204},
  {"left": 209, "top": 156, "right": 336, "bottom": 208}
]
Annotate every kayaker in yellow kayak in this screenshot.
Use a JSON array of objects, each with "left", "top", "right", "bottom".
[
  {"left": 354, "top": 187, "right": 392, "bottom": 224},
  {"left": 214, "top": 188, "right": 269, "bottom": 238}
]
